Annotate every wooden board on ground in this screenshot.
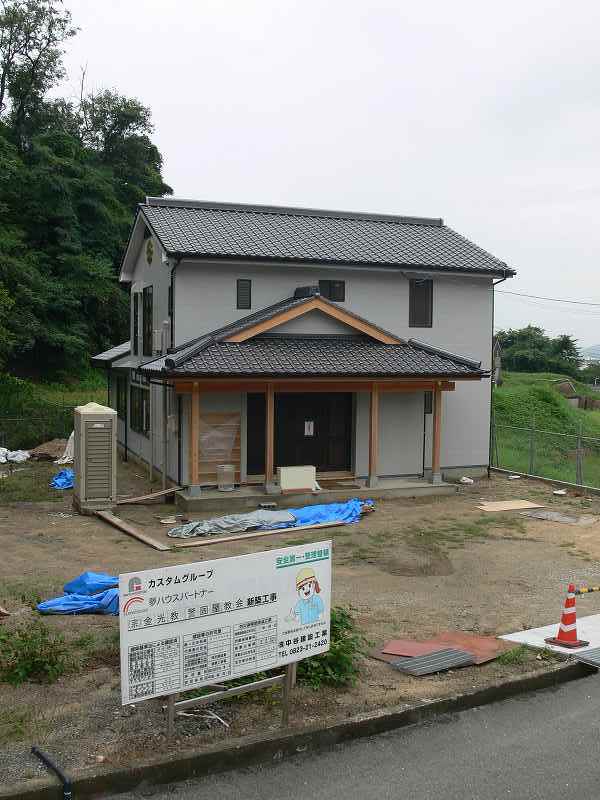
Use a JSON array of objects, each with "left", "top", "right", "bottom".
[
  {"left": 172, "top": 520, "right": 345, "bottom": 549},
  {"left": 95, "top": 510, "right": 171, "bottom": 551},
  {"left": 115, "top": 486, "right": 181, "bottom": 505},
  {"left": 477, "top": 500, "right": 544, "bottom": 512}
]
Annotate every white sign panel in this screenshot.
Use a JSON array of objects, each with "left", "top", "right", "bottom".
[{"left": 119, "top": 540, "right": 332, "bottom": 705}]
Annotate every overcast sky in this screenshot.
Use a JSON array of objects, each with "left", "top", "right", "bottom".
[{"left": 60, "top": 0, "right": 600, "bottom": 347}]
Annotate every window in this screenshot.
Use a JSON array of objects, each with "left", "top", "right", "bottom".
[
  {"left": 130, "top": 386, "right": 150, "bottom": 436},
  {"left": 168, "top": 284, "right": 173, "bottom": 318},
  {"left": 237, "top": 279, "right": 251, "bottom": 310},
  {"left": 116, "top": 376, "right": 127, "bottom": 419},
  {"left": 409, "top": 279, "right": 433, "bottom": 328},
  {"left": 424, "top": 391, "right": 432, "bottom": 414},
  {"left": 319, "top": 279, "right": 345, "bottom": 302},
  {"left": 142, "top": 286, "right": 153, "bottom": 356},
  {"left": 132, "top": 294, "right": 139, "bottom": 356}
]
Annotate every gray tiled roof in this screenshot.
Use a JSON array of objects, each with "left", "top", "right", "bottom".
[
  {"left": 140, "top": 335, "right": 484, "bottom": 379},
  {"left": 91, "top": 341, "right": 130, "bottom": 364},
  {"left": 140, "top": 199, "right": 513, "bottom": 276}
]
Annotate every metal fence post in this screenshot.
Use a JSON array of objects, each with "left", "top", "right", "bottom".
[
  {"left": 576, "top": 421, "right": 584, "bottom": 487},
  {"left": 528, "top": 419, "right": 536, "bottom": 475}
]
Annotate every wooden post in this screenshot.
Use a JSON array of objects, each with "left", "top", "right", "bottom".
[
  {"left": 265, "top": 382, "right": 275, "bottom": 487},
  {"left": 190, "top": 381, "right": 200, "bottom": 486},
  {"left": 432, "top": 383, "right": 442, "bottom": 484},
  {"left": 368, "top": 382, "right": 379, "bottom": 488}
]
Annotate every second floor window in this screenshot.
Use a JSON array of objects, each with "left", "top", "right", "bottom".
[
  {"left": 409, "top": 279, "right": 433, "bottom": 328},
  {"left": 132, "top": 294, "right": 139, "bottom": 355},
  {"left": 319, "top": 279, "right": 345, "bottom": 302},
  {"left": 142, "top": 286, "right": 153, "bottom": 356},
  {"left": 237, "top": 279, "right": 251, "bottom": 310}
]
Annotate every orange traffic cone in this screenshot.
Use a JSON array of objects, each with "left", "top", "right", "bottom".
[{"left": 545, "top": 583, "right": 589, "bottom": 648}]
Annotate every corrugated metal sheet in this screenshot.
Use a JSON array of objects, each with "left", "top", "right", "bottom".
[
  {"left": 575, "top": 647, "right": 600, "bottom": 668},
  {"left": 390, "top": 649, "right": 475, "bottom": 676}
]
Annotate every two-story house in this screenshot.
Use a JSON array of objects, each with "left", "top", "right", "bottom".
[{"left": 93, "top": 198, "right": 515, "bottom": 502}]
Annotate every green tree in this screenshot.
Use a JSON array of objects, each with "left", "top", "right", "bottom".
[{"left": 496, "top": 326, "right": 582, "bottom": 377}]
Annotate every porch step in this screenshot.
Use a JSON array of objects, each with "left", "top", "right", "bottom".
[{"left": 175, "top": 480, "right": 456, "bottom": 514}]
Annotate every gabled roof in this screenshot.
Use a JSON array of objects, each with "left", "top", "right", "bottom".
[
  {"left": 138, "top": 293, "right": 484, "bottom": 380},
  {"left": 126, "top": 197, "right": 514, "bottom": 278}
]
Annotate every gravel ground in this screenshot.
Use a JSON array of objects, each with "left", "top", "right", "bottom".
[{"left": 2, "top": 464, "right": 600, "bottom": 787}]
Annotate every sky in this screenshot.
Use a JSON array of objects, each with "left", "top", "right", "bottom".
[{"left": 59, "top": 0, "right": 600, "bottom": 348}]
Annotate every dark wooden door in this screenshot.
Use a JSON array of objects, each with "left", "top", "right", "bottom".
[{"left": 275, "top": 393, "right": 352, "bottom": 472}]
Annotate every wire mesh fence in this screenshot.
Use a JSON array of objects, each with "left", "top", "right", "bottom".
[
  {"left": 491, "top": 422, "right": 600, "bottom": 487},
  {"left": 0, "top": 405, "right": 75, "bottom": 451}
]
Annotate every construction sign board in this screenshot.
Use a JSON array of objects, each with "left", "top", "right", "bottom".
[{"left": 119, "top": 540, "right": 332, "bottom": 704}]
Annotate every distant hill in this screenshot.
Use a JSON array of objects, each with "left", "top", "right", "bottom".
[{"left": 582, "top": 345, "right": 600, "bottom": 361}]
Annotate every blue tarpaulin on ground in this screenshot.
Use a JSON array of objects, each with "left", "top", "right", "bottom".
[
  {"left": 288, "top": 498, "right": 371, "bottom": 527},
  {"left": 37, "top": 588, "right": 119, "bottom": 615},
  {"left": 37, "top": 571, "right": 120, "bottom": 616},
  {"left": 63, "top": 571, "right": 118, "bottom": 595},
  {"left": 50, "top": 468, "right": 74, "bottom": 489}
]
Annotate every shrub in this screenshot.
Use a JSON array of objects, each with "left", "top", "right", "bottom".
[
  {"left": 297, "top": 606, "right": 366, "bottom": 689},
  {"left": 0, "top": 621, "right": 69, "bottom": 685}
]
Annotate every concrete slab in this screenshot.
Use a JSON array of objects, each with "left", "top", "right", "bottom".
[{"left": 501, "top": 614, "right": 600, "bottom": 654}]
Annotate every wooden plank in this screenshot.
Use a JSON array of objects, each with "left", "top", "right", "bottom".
[
  {"left": 369, "top": 382, "right": 379, "bottom": 483},
  {"left": 172, "top": 377, "right": 473, "bottom": 393},
  {"left": 432, "top": 383, "right": 442, "bottom": 477},
  {"left": 478, "top": 500, "right": 545, "bottom": 512},
  {"left": 173, "top": 520, "right": 345, "bottom": 548},
  {"left": 96, "top": 510, "right": 171, "bottom": 551},
  {"left": 190, "top": 382, "right": 200, "bottom": 484},
  {"left": 116, "top": 485, "right": 181, "bottom": 505},
  {"left": 265, "top": 381, "right": 274, "bottom": 484}
]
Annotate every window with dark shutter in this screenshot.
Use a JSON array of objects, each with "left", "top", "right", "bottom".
[
  {"left": 424, "top": 391, "right": 433, "bottom": 414},
  {"left": 132, "top": 294, "right": 139, "bottom": 355},
  {"left": 142, "top": 286, "right": 153, "bottom": 356},
  {"left": 319, "top": 280, "right": 345, "bottom": 302},
  {"left": 237, "top": 279, "right": 251, "bottom": 310},
  {"left": 130, "top": 386, "right": 150, "bottom": 436},
  {"left": 116, "top": 377, "right": 127, "bottom": 419},
  {"left": 409, "top": 279, "right": 433, "bottom": 327}
]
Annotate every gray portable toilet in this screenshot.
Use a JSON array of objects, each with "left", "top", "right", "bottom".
[{"left": 73, "top": 402, "right": 117, "bottom": 514}]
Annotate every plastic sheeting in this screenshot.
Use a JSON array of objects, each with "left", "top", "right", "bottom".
[
  {"left": 37, "top": 571, "right": 119, "bottom": 616},
  {"left": 50, "top": 468, "right": 74, "bottom": 489},
  {"left": 167, "top": 498, "right": 372, "bottom": 539},
  {"left": 38, "top": 588, "right": 119, "bottom": 616},
  {"left": 0, "top": 448, "right": 30, "bottom": 464},
  {"left": 168, "top": 509, "right": 296, "bottom": 539},
  {"left": 63, "top": 571, "right": 117, "bottom": 594},
  {"left": 55, "top": 431, "right": 74, "bottom": 465}
]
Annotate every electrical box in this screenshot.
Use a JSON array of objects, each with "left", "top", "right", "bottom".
[
  {"left": 73, "top": 402, "right": 117, "bottom": 514},
  {"left": 277, "top": 465, "right": 317, "bottom": 494}
]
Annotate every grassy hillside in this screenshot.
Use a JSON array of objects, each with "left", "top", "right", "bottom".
[
  {"left": 0, "top": 370, "right": 107, "bottom": 450},
  {"left": 493, "top": 372, "right": 600, "bottom": 485}
]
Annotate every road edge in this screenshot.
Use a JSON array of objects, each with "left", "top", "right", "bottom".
[{"left": 2, "top": 660, "right": 595, "bottom": 800}]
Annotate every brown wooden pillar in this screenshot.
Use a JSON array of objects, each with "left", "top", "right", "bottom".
[
  {"left": 190, "top": 381, "right": 200, "bottom": 486},
  {"left": 432, "top": 382, "right": 442, "bottom": 484},
  {"left": 265, "top": 382, "right": 275, "bottom": 488},
  {"left": 368, "top": 382, "right": 379, "bottom": 488}
]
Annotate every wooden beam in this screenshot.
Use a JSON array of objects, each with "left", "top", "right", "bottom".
[
  {"left": 190, "top": 381, "right": 200, "bottom": 485},
  {"left": 265, "top": 381, "right": 275, "bottom": 484},
  {"left": 96, "top": 510, "right": 171, "bottom": 551},
  {"left": 224, "top": 296, "right": 400, "bottom": 345},
  {"left": 173, "top": 520, "right": 345, "bottom": 549},
  {"left": 116, "top": 485, "right": 181, "bottom": 505},
  {"left": 173, "top": 378, "right": 462, "bottom": 394},
  {"left": 432, "top": 383, "right": 442, "bottom": 482},
  {"left": 368, "top": 382, "right": 379, "bottom": 487}
]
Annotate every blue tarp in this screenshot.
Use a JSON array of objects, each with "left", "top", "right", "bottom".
[
  {"left": 38, "top": 588, "right": 119, "bottom": 616},
  {"left": 38, "top": 571, "right": 120, "bottom": 616},
  {"left": 288, "top": 498, "right": 371, "bottom": 527},
  {"left": 63, "top": 571, "right": 118, "bottom": 595},
  {"left": 50, "top": 468, "right": 74, "bottom": 489}
]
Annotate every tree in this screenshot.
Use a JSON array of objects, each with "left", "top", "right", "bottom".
[{"left": 495, "top": 326, "right": 583, "bottom": 377}]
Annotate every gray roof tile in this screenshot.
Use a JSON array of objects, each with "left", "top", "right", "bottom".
[{"left": 140, "top": 200, "right": 513, "bottom": 276}]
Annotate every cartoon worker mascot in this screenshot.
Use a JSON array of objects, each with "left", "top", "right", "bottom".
[{"left": 290, "top": 567, "right": 324, "bottom": 625}]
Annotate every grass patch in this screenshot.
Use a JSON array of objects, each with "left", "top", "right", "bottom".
[
  {"left": 0, "top": 462, "right": 63, "bottom": 503},
  {"left": 0, "top": 621, "right": 69, "bottom": 685},
  {"left": 0, "top": 708, "right": 33, "bottom": 745},
  {"left": 297, "top": 606, "right": 366, "bottom": 689},
  {"left": 496, "top": 645, "right": 530, "bottom": 665}
]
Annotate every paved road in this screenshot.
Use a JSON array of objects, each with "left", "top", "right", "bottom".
[{"left": 113, "top": 673, "right": 600, "bottom": 800}]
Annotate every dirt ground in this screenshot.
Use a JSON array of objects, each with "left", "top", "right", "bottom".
[{"left": 2, "top": 462, "right": 600, "bottom": 787}]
